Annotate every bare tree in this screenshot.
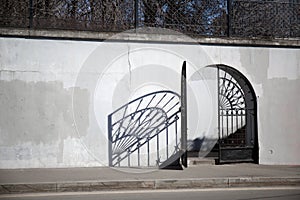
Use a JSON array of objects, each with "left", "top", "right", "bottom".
[{"left": 0, "top": 0, "right": 298, "bottom": 38}]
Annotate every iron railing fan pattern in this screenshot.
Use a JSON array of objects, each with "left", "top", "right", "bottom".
[
  {"left": 108, "top": 90, "right": 181, "bottom": 168},
  {"left": 218, "top": 68, "right": 247, "bottom": 147}
]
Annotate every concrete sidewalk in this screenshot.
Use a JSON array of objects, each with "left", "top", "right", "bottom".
[{"left": 0, "top": 164, "right": 300, "bottom": 194}]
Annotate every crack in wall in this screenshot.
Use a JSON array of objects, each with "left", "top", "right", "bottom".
[{"left": 127, "top": 44, "right": 132, "bottom": 92}]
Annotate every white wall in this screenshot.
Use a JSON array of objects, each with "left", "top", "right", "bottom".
[{"left": 0, "top": 35, "right": 299, "bottom": 168}]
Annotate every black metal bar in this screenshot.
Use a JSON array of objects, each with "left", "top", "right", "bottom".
[
  {"left": 175, "top": 119, "right": 178, "bottom": 148},
  {"left": 128, "top": 149, "right": 131, "bottom": 167},
  {"left": 227, "top": 0, "right": 231, "bottom": 37},
  {"left": 245, "top": 108, "right": 250, "bottom": 146},
  {"left": 181, "top": 61, "right": 188, "bottom": 168},
  {"left": 134, "top": 99, "right": 143, "bottom": 114},
  {"left": 166, "top": 126, "right": 169, "bottom": 159},
  {"left": 108, "top": 114, "right": 113, "bottom": 167},
  {"left": 135, "top": 0, "right": 139, "bottom": 29},
  {"left": 145, "top": 95, "right": 156, "bottom": 109},
  {"left": 147, "top": 137, "right": 150, "bottom": 166},
  {"left": 156, "top": 133, "right": 159, "bottom": 165},
  {"left": 217, "top": 67, "right": 222, "bottom": 163},
  {"left": 162, "top": 96, "right": 175, "bottom": 109},
  {"left": 28, "top": 0, "right": 33, "bottom": 28},
  {"left": 241, "top": 109, "right": 244, "bottom": 125},
  {"left": 221, "top": 110, "right": 224, "bottom": 138},
  {"left": 231, "top": 109, "right": 234, "bottom": 135},
  {"left": 236, "top": 109, "right": 238, "bottom": 132},
  {"left": 155, "top": 94, "right": 167, "bottom": 107},
  {"left": 137, "top": 141, "right": 140, "bottom": 167},
  {"left": 166, "top": 102, "right": 180, "bottom": 113},
  {"left": 226, "top": 110, "right": 229, "bottom": 138}
]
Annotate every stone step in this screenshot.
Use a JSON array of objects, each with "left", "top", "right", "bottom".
[{"left": 188, "top": 157, "right": 217, "bottom": 165}]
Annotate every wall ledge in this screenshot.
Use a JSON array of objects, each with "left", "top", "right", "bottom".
[{"left": 0, "top": 27, "right": 299, "bottom": 48}]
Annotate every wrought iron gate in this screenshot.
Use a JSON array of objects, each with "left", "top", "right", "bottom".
[
  {"left": 108, "top": 90, "right": 182, "bottom": 168},
  {"left": 217, "top": 65, "right": 258, "bottom": 164}
]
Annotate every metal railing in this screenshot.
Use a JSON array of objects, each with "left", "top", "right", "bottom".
[
  {"left": 108, "top": 90, "right": 181, "bottom": 167},
  {"left": 1, "top": 1, "right": 298, "bottom": 39}
]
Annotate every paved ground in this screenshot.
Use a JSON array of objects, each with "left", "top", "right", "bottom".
[
  {"left": 0, "top": 164, "right": 299, "bottom": 194},
  {"left": 1, "top": 187, "right": 300, "bottom": 200},
  {"left": 1, "top": 164, "right": 300, "bottom": 184}
]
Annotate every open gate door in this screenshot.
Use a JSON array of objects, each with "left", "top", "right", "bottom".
[
  {"left": 107, "top": 61, "right": 188, "bottom": 169},
  {"left": 216, "top": 65, "right": 258, "bottom": 164}
]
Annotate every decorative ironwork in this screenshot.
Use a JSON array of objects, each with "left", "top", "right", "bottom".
[
  {"left": 218, "top": 69, "right": 246, "bottom": 146},
  {"left": 108, "top": 90, "right": 181, "bottom": 168},
  {"left": 1, "top": 0, "right": 299, "bottom": 39},
  {"left": 216, "top": 65, "right": 258, "bottom": 163}
]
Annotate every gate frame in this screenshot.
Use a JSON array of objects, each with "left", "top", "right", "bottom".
[{"left": 208, "top": 64, "right": 259, "bottom": 164}]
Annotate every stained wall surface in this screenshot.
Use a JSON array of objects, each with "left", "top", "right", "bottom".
[{"left": 0, "top": 36, "right": 299, "bottom": 168}]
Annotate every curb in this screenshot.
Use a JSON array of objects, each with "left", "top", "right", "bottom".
[{"left": 1, "top": 177, "right": 299, "bottom": 194}]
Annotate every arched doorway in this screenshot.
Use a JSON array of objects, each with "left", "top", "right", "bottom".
[{"left": 210, "top": 64, "right": 258, "bottom": 164}]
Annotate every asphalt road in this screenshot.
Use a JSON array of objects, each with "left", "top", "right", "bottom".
[{"left": 1, "top": 187, "right": 300, "bottom": 200}]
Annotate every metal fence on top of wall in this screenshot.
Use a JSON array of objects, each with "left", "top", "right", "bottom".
[{"left": 0, "top": 0, "right": 299, "bottom": 39}]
